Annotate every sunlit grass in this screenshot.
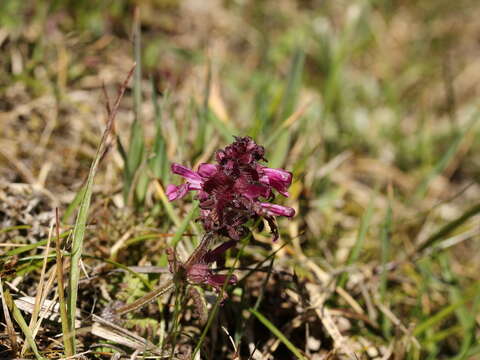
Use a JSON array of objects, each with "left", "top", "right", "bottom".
[{"left": 0, "top": 0, "right": 479, "bottom": 358}]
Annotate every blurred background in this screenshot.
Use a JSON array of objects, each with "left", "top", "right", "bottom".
[{"left": 1, "top": 0, "right": 479, "bottom": 359}]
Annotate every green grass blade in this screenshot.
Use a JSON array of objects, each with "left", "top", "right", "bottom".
[
  {"left": 116, "top": 134, "right": 128, "bottom": 163},
  {"left": 414, "top": 110, "right": 479, "bottom": 199},
  {"left": 67, "top": 65, "right": 135, "bottom": 353},
  {"left": 379, "top": 202, "right": 392, "bottom": 301},
  {"left": 0, "top": 224, "right": 31, "bottom": 234},
  {"left": 150, "top": 79, "right": 169, "bottom": 183},
  {"left": 61, "top": 185, "right": 86, "bottom": 223},
  {"left": 154, "top": 180, "right": 181, "bottom": 227},
  {"left": 124, "top": 109, "right": 145, "bottom": 203},
  {"left": 380, "top": 199, "right": 393, "bottom": 337},
  {"left": 268, "top": 131, "right": 291, "bottom": 169},
  {"left": 440, "top": 254, "right": 470, "bottom": 328},
  {"left": 417, "top": 202, "right": 480, "bottom": 253},
  {"left": 3, "top": 286, "right": 44, "bottom": 360},
  {"left": 266, "top": 49, "right": 304, "bottom": 167},
  {"left": 2, "top": 231, "right": 69, "bottom": 258},
  {"left": 206, "top": 107, "right": 236, "bottom": 142},
  {"left": 123, "top": 9, "right": 145, "bottom": 203},
  {"left": 170, "top": 201, "right": 198, "bottom": 248},
  {"left": 55, "top": 210, "right": 73, "bottom": 356},
  {"left": 195, "top": 59, "right": 211, "bottom": 152},
  {"left": 67, "top": 153, "right": 103, "bottom": 350},
  {"left": 249, "top": 308, "right": 307, "bottom": 360},
  {"left": 414, "top": 282, "right": 480, "bottom": 337},
  {"left": 338, "top": 192, "right": 375, "bottom": 288},
  {"left": 278, "top": 48, "right": 305, "bottom": 122}
]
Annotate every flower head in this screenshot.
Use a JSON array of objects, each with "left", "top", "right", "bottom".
[
  {"left": 167, "top": 136, "right": 295, "bottom": 241},
  {"left": 167, "top": 238, "right": 237, "bottom": 293}
]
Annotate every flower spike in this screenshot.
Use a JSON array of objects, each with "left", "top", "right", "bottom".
[{"left": 166, "top": 137, "right": 295, "bottom": 241}]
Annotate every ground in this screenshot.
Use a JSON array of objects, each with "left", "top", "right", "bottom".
[{"left": 0, "top": 0, "right": 480, "bottom": 359}]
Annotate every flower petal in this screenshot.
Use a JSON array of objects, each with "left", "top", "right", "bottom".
[
  {"left": 198, "top": 163, "right": 218, "bottom": 178},
  {"left": 171, "top": 163, "right": 202, "bottom": 187},
  {"left": 260, "top": 202, "right": 295, "bottom": 217},
  {"left": 206, "top": 274, "right": 237, "bottom": 290},
  {"left": 234, "top": 177, "right": 270, "bottom": 199},
  {"left": 258, "top": 166, "right": 292, "bottom": 197},
  {"left": 187, "top": 263, "right": 210, "bottom": 284},
  {"left": 204, "top": 240, "right": 237, "bottom": 264},
  {"left": 166, "top": 184, "right": 190, "bottom": 201}
]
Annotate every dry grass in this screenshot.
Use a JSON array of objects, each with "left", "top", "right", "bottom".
[{"left": 1, "top": 0, "right": 480, "bottom": 359}]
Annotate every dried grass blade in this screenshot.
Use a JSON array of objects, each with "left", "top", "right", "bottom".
[
  {"left": 67, "top": 64, "right": 135, "bottom": 353},
  {"left": 307, "top": 283, "right": 358, "bottom": 360},
  {"left": 0, "top": 277, "right": 18, "bottom": 354},
  {"left": 91, "top": 315, "right": 164, "bottom": 356},
  {"left": 14, "top": 296, "right": 81, "bottom": 328},
  {"left": 21, "top": 222, "right": 54, "bottom": 356}
]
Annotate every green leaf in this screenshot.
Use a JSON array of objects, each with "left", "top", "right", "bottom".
[
  {"left": 414, "top": 110, "right": 479, "bottom": 199},
  {"left": 67, "top": 64, "right": 135, "bottom": 353},
  {"left": 62, "top": 185, "right": 86, "bottom": 223},
  {"left": 417, "top": 202, "right": 480, "bottom": 253},
  {"left": 414, "top": 282, "right": 480, "bottom": 337},
  {"left": 3, "top": 286, "right": 44, "bottom": 360},
  {"left": 249, "top": 308, "right": 307, "bottom": 360},
  {"left": 338, "top": 191, "right": 375, "bottom": 288},
  {"left": 123, "top": 12, "right": 145, "bottom": 204},
  {"left": 171, "top": 201, "right": 199, "bottom": 248},
  {"left": 266, "top": 49, "right": 304, "bottom": 166}
]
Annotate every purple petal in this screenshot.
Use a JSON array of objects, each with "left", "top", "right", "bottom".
[
  {"left": 198, "top": 163, "right": 218, "bottom": 178},
  {"left": 166, "top": 184, "right": 190, "bottom": 201},
  {"left": 245, "top": 184, "right": 270, "bottom": 199},
  {"left": 171, "top": 163, "right": 202, "bottom": 187},
  {"left": 258, "top": 166, "right": 292, "bottom": 197},
  {"left": 233, "top": 176, "right": 270, "bottom": 199},
  {"left": 187, "top": 263, "right": 210, "bottom": 284},
  {"left": 206, "top": 274, "right": 237, "bottom": 290},
  {"left": 203, "top": 240, "right": 237, "bottom": 264},
  {"left": 260, "top": 202, "right": 295, "bottom": 217}
]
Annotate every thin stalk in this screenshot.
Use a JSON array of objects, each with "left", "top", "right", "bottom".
[
  {"left": 192, "top": 228, "right": 256, "bottom": 358},
  {"left": 55, "top": 209, "right": 73, "bottom": 356},
  {"left": 114, "top": 280, "right": 174, "bottom": 316},
  {"left": 168, "top": 282, "right": 185, "bottom": 360}
]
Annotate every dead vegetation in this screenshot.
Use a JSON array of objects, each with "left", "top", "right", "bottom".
[{"left": 1, "top": 0, "right": 480, "bottom": 359}]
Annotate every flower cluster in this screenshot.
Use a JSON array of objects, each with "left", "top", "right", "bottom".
[
  {"left": 167, "top": 137, "right": 295, "bottom": 241},
  {"left": 167, "top": 238, "right": 237, "bottom": 293},
  {"left": 165, "top": 137, "right": 295, "bottom": 295}
]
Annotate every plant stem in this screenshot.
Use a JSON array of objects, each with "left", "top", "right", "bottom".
[{"left": 114, "top": 280, "right": 174, "bottom": 315}]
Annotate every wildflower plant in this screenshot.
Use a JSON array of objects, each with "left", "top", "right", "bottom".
[
  {"left": 167, "top": 136, "right": 295, "bottom": 241},
  {"left": 166, "top": 136, "right": 295, "bottom": 292},
  {"left": 114, "top": 137, "right": 295, "bottom": 325}
]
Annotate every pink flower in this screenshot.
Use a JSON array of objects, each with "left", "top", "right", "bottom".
[
  {"left": 166, "top": 163, "right": 217, "bottom": 201},
  {"left": 166, "top": 137, "right": 295, "bottom": 241},
  {"left": 257, "top": 166, "right": 293, "bottom": 197},
  {"left": 167, "top": 239, "right": 237, "bottom": 293},
  {"left": 260, "top": 202, "right": 296, "bottom": 217}
]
